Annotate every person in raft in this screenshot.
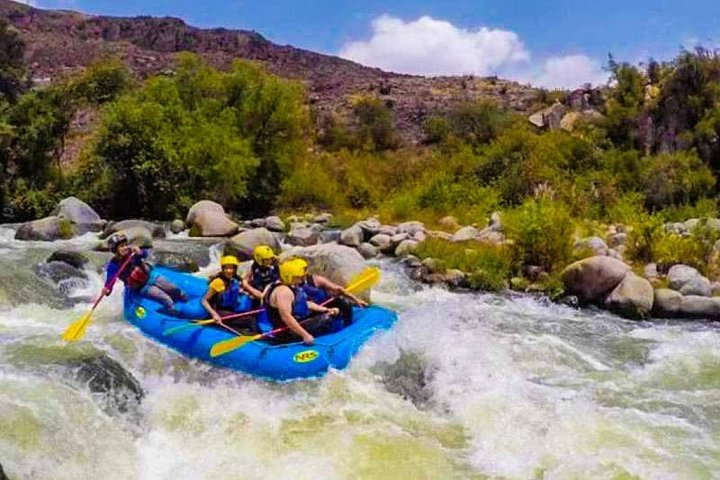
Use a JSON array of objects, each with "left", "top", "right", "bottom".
[
  {"left": 264, "top": 258, "right": 340, "bottom": 345},
  {"left": 293, "top": 257, "right": 368, "bottom": 327},
  {"left": 242, "top": 245, "right": 279, "bottom": 301},
  {"left": 201, "top": 255, "right": 255, "bottom": 331},
  {"left": 103, "top": 232, "right": 187, "bottom": 313}
]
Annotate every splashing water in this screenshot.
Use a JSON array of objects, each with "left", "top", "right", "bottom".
[{"left": 1, "top": 229, "right": 719, "bottom": 479}]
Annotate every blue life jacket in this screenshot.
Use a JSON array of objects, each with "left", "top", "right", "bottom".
[
  {"left": 302, "top": 275, "right": 328, "bottom": 303},
  {"left": 211, "top": 276, "right": 242, "bottom": 310},
  {"left": 264, "top": 281, "right": 310, "bottom": 329},
  {"left": 250, "top": 261, "right": 279, "bottom": 291}
]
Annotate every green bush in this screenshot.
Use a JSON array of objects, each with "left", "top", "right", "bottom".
[{"left": 279, "top": 160, "right": 341, "bottom": 210}]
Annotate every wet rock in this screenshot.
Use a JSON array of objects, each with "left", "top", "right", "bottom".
[
  {"left": 151, "top": 251, "right": 199, "bottom": 273},
  {"left": 314, "top": 213, "right": 333, "bottom": 224},
  {"left": 356, "top": 218, "right": 382, "bottom": 239},
  {"left": 561, "top": 256, "right": 629, "bottom": 303},
  {"left": 170, "top": 219, "right": 186, "bottom": 234},
  {"left": 186, "top": 200, "right": 238, "bottom": 237},
  {"left": 318, "top": 229, "right": 341, "bottom": 244},
  {"left": 286, "top": 226, "right": 319, "bottom": 246},
  {"left": 557, "top": 295, "right": 580, "bottom": 308},
  {"left": 54, "top": 196, "right": 103, "bottom": 233},
  {"left": 15, "top": 216, "right": 67, "bottom": 241},
  {"left": 97, "top": 226, "right": 153, "bottom": 250},
  {"left": 101, "top": 219, "right": 166, "bottom": 239},
  {"left": 376, "top": 351, "right": 434, "bottom": 407},
  {"left": 339, "top": 225, "right": 364, "bottom": 247},
  {"left": 34, "top": 261, "right": 88, "bottom": 284},
  {"left": 444, "top": 269, "right": 466, "bottom": 287},
  {"left": 47, "top": 249, "right": 89, "bottom": 269},
  {"left": 452, "top": 226, "right": 478, "bottom": 242},
  {"left": 395, "top": 239, "right": 419, "bottom": 257},
  {"left": 397, "top": 221, "right": 425, "bottom": 236},
  {"left": 678, "top": 295, "right": 720, "bottom": 319},
  {"left": 653, "top": 288, "right": 683, "bottom": 317},
  {"left": 575, "top": 236, "right": 608, "bottom": 256},
  {"left": 357, "top": 242, "right": 378, "bottom": 259},
  {"left": 421, "top": 257, "right": 442, "bottom": 274},
  {"left": 226, "top": 228, "right": 281, "bottom": 260},
  {"left": 264, "top": 216, "right": 286, "bottom": 232},
  {"left": 679, "top": 276, "right": 712, "bottom": 297},
  {"left": 401, "top": 255, "right": 422, "bottom": 269},
  {"left": 604, "top": 273, "right": 654, "bottom": 319},
  {"left": 67, "top": 353, "right": 144, "bottom": 414}
]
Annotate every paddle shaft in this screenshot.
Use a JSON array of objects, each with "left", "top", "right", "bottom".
[{"left": 95, "top": 253, "right": 136, "bottom": 308}]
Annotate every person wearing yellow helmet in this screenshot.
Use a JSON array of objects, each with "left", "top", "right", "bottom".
[
  {"left": 202, "top": 255, "right": 255, "bottom": 330},
  {"left": 292, "top": 257, "right": 368, "bottom": 327},
  {"left": 263, "top": 258, "right": 340, "bottom": 345},
  {"left": 242, "top": 245, "right": 279, "bottom": 301}
]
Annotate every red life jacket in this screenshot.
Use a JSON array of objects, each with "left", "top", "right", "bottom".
[{"left": 127, "top": 264, "right": 150, "bottom": 289}]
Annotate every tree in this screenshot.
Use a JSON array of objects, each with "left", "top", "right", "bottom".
[{"left": 0, "top": 18, "right": 27, "bottom": 101}]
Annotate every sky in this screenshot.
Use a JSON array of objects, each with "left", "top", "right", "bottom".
[{"left": 19, "top": 0, "right": 720, "bottom": 89}]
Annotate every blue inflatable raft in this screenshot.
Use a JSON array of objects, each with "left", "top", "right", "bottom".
[{"left": 122, "top": 266, "right": 398, "bottom": 380}]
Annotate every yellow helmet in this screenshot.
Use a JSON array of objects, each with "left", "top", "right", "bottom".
[
  {"left": 220, "top": 255, "right": 240, "bottom": 267},
  {"left": 279, "top": 259, "right": 306, "bottom": 285},
  {"left": 253, "top": 245, "right": 276, "bottom": 264},
  {"left": 292, "top": 257, "right": 309, "bottom": 273}
]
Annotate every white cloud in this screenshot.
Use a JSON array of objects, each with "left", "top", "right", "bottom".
[
  {"left": 339, "top": 15, "right": 609, "bottom": 89},
  {"left": 15, "top": 0, "right": 38, "bottom": 6},
  {"left": 531, "top": 54, "right": 608, "bottom": 89},
  {"left": 339, "top": 14, "right": 529, "bottom": 76}
]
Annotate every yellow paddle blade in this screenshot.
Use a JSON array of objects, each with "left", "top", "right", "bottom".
[
  {"left": 210, "top": 333, "right": 261, "bottom": 358},
  {"left": 163, "top": 319, "right": 214, "bottom": 336},
  {"left": 345, "top": 266, "right": 381, "bottom": 294},
  {"left": 61, "top": 311, "right": 93, "bottom": 342}
]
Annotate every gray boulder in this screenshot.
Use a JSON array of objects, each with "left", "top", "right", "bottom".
[
  {"left": 264, "top": 216, "right": 286, "bottom": 232},
  {"left": 170, "top": 219, "right": 186, "bottom": 234},
  {"left": 15, "top": 216, "right": 69, "bottom": 241},
  {"left": 152, "top": 251, "right": 200, "bottom": 273},
  {"left": 357, "top": 218, "right": 382, "bottom": 238},
  {"left": 319, "top": 229, "right": 341, "bottom": 244},
  {"left": 397, "top": 221, "right": 425, "bottom": 236},
  {"left": 226, "top": 228, "right": 281, "bottom": 260},
  {"left": 667, "top": 264, "right": 710, "bottom": 296},
  {"left": 664, "top": 222, "right": 686, "bottom": 235},
  {"left": 54, "top": 196, "right": 103, "bottom": 233},
  {"left": 452, "top": 226, "right": 478, "bottom": 242},
  {"left": 653, "top": 288, "right": 683, "bottom": 317},
  {"left": 369, "top": 233, "right": 392, "bottom": 249},
  {"left": 413, "top": 231, "right": 427, "bottom": 243},
  {"left": 357, "top": 242, "right": 378, "bottom": 259},
  {"left": 604, "top": 273, "right": 654, "bottom": 319},
  {"left": 286, "top": 227, "right": 319, "bottom": 246},
  {"left": 477, "top": 230, "right": 505, "bottom": 244},
  {"left": 47, "top": 249, "right": 89, "bottom": 270},
  {"left": 575, "top": 236, "right": 608, "bottom": 256},
  {"left": 340, "top": 225, "right": 364, "bottom": 247},
  {"left": 561, "top": 256, "right": 629, "bottom": 303},
  {"left": 186, "top": 200, "right": 238, "bottom": 237},
  {"left": 249, "top": 218, "right": 266, "bottom": 228},
  {"left": 314, "top": 213, "right": 333, "bottom": 224},
  {"left": 679, "top": 276, "right": 712, "bottom": 297},
  {"left": 678, "top": 295, "right": 720, "bottom": 319},
  {"left": 395, "top": 239, "right": 419, "bottom": 257},
  {"left": 101, "top": 219, "right": 165, "bottom": 239}
]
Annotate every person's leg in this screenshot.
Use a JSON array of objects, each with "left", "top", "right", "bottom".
[
  {"left": 326, "top": 297, "right": 353, "bottom": 326},
  {"left": 153, "top": 276, "right": 187, "bottom": 302},
  {"left": 266, "top": 313, "right": 334, "bottom": 344},
  {"left": 143, "top": 284, "right": 174, "bottom": 309}
]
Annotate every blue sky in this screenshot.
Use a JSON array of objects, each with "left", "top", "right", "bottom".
[{"left": 27, "top": 0, "right": 720, "bottom": 88}]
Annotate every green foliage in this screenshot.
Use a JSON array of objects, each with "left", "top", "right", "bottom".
[
  {"left": 503, "top": 198, "right": 575, "bottom": 272},
  {"left": 58, "top": 218, "right": 74, "bottom": 239},
  {"left": 641, "top": 151, "right": 715, "bottom": 209},
  {"left": 422, "top": 115, "right": 451, "bottom": 144},
  {"left": 0, "top": 18, "right": 28, "bottom": 101},
  {"left": 69, "top": 60, "right": 133, "bottom": 105},
  {"left": 279, "top": 159, "right": 340, "bottom": 210},
  {"left": 352, "top": 96, "right": 398, "bottom": 152},
  {"left": 414, "top": 238, "right": 512, "bottom": 291},
  {"left": 447, "top": 100, "right": 513, "bottom": 147}
]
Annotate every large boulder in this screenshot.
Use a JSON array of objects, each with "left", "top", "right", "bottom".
[
  {"left": 452, "top": 226, "right": 478, "bottom": 242},
  {"left": 357, "top": 243, "right": 378, "bottom": 259},
  {"left": 101, "top": 219, "right": 166, "bottom": 239},
  {"left": 186, "top": 200, "right": 238, "bottom": 237},
  {"left": 652, "top": 288, "right": 683, "bottom": 317},
  {"left": 356, "top": 218, "right": 382, "bottom": 238},
  {"left": 170, "top": 219, "right": 186, "bottom": 234},
  {"left": 369, "top": 233, "right": 392, "bottom": 249},
  {"left": 318, "top": 229, "right": 341, "bottom": 244},
  {"left": 286, "top": 226, "right": 319, "bottom": 247},
  {"left": 15, "top": 216, "right": 70, "bottom": 241},
  {"left": 667, "top": 264, "right": 710, "bottom": 296},
  {"left": 97, "top": 226, "right": 153, "bottom": 250},
  {"left": 604, "top": 273, "right": 654, "bottom": 319},
  {"left": 282, "top": 244, "right": 370, "bottom": 300},
  {"left": 226, "top": 228, "right": 281, "bottom": 260},
  {"left": 574, "top": 236, "right": 609, "bottom": 256},
  {"left": 151, "top": 251, "right": 200, "bottom": 273},
  {"left": 397, "top": 221, "right": 425, "bottom": 236},
  {"left": 314, "top": 213, "right": 333, "bottom": 224},
  {"left": 678, "top": 296, "right": 720, "bottom": 320},
  {"left": 395, "top": 239, "right": 419, "bottom": 257},
  {"left": 47, "top": 249, "right": 89, "bottom": 270},
  {"left": 54, "top": 196, "right": 103, "bottom": 233},
  {"left": 561, "top": 256, "right": 629, "bottom": 303},
  {"left": 340, "top": 225, "right": 364, "bottom": 247}
]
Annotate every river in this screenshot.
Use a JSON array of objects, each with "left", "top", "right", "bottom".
[{"left": 0, "top": 225, "right": 719, "bottom": 479}]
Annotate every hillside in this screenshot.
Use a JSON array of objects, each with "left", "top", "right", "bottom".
[{"left": 0, "top": 0, "right": 542, "bottom": 142}]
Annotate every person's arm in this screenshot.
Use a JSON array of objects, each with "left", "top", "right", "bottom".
[
  {"left": 103, "top": 260, "right": 119, "bottom": 295},
  {"left": 308, "top": 300, "right": 339, "bottom": 316},
  {"left": 202, "top": 279, "right": 224, "bottom": 323},
  {"left": 314, "top": 275, "right": 368, "bottom": 307},
  {"left": 242, "top": 270, "right": 263, "bottom": 300},
  {"left": 275, "top": 287, "right": 314, "bottom": 345}
]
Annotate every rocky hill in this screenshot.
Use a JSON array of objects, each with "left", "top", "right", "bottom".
[{"left": 0, "top": 0, "right": 544, "bottom": 142}]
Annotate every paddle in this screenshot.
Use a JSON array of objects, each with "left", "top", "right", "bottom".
[
  {"left": 162, "top": 307, "right": 265, "bottom": 336},
  {"left": 209, "top": 266, "right": 380, "bottom": 358},
  {"left": 62, "top": 252, "right": 135, "bottom": 342}
]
